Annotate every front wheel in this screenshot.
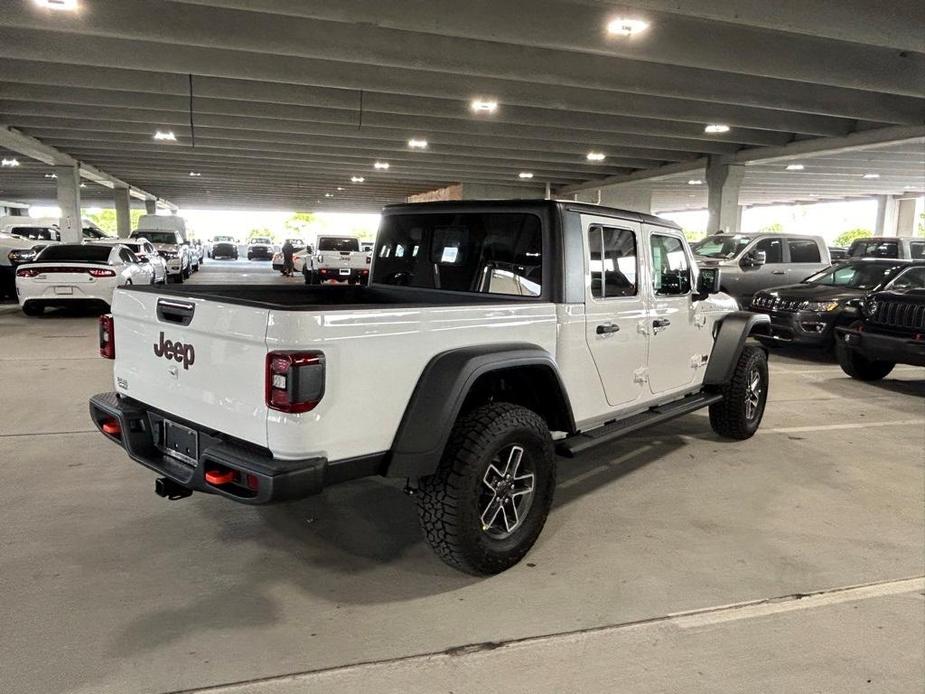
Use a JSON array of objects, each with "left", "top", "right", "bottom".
[
  {"left": 835, "top": 337, "right": 894, "bottom": 381},
  {"left": 709, "top": 345, "right": 768, "bottom": 440},
  {"left": 416, "top": 402, "right": 556, "bottom": 575}
]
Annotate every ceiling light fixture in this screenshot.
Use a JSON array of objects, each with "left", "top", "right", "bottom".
[
  {"left": 1, "top": 158, "right": 20, "bottom": 167},
  {"left": 337, "top": 187, "right": 345, "bottom": 191},
  {"left": 606, "top": 17, "right": 650, "bottom": 37},
  {"left": 324, "top": 193, "right": 334, "bottom": 198},
  {"left": 862, "top": 173, "right": 880, "bottom": 179},
  {"left": 786, "top": 163, "right": 805, "bottom": 171},
  {"left": 34, "top": 0, "right": 79, "bottom": 11},
  {"left": 153, "top": 130, "right": 176, "bottom": 141},
  {"left": 704, "top": 124, "right": 730, "bottom": 134},
  {"left": 586, "top": 152, "right": 606, "bottom": 162},
  {"left": 687, "top": 179, "right": 703, "bottom": 185},
  {"left": 471, "top": 98, "right": 498, "bottom": 114},
  {"left": 79, "top": 183, "right": 87, "bottom": 188},
  {"left": 373, "top": 161, "right": 390, "bottom": 170},
  {"left": 351, "top": 176, "right": 365, "bottom": 183},
  {"left": 518, "top": 172, "right": 534, "bottom": 179},
  {"left": 188, "top": 171, "right": 201, "bottom": 177},
  {"left": 408, "top": 138, "right": 428, "bottom": 149},
  {"left": 44, "top": 173, "right": 57, "bottom": 179}
]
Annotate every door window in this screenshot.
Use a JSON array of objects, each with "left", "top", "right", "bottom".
[
  {"left": 754, "top": 238, "right": 783, "bottom": 263},
  {"left": 909, "top": 242, "right": 925, "bottom": 260},
  {"left": 888, "top": 266, "right": 925, "bottom": 290},
  {"left": 788, "top": 239, "right": 821, "bottom": 263},
  {"left": 649, "top": 234, "right": 692, "bottom": 296},
  {"left": 119, "top": 248, "right": 139, "bottom": 263},
  {"left": 588, "top": 226, "right": 637, "bottom": 298}
]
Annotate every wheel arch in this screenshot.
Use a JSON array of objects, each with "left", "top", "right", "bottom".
[
  {"left": 385, "top": 344, "right": 575, "bottom": 479},
  {"left": 703, "top": 311, "right": 771, "bottom": 387}
]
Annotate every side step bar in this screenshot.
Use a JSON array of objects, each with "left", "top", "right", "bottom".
[{"left": 557, "top": 391, "right": 723, "bottom": 457}]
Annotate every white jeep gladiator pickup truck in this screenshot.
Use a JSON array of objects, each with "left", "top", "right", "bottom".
[
  {"left": 303, "top": 235, "right": 371, "bottom": 284},
  {"left": 90, "top": 200, "right": 770, "bottom": 575}
]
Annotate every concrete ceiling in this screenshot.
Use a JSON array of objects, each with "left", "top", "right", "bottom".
[{"left": 0, "top": 0, "right": 923, "bottom": 211}]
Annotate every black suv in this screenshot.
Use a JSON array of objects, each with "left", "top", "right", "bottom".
[
  {"left": 835, "top": 268, "right": 925, "bottom": 380},
  {"left": 751, "top": 260, "right": 922, "bottom": 348}
]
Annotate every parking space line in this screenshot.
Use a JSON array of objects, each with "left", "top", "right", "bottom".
[
  {"left": 758, "top": 419, "right": 925, "bottom": 435},
  {"left": 769, "top": 365, "right": 921, "bottom": 375},
  {"left": 163, "top": 576, "right": 924, "bottom": 694}
]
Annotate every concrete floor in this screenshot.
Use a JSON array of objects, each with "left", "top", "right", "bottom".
[{"left": 1, "top": 260, "right": 923, "bottom": 694}]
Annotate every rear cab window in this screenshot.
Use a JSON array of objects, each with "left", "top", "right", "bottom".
[
  {"left": 788, "top": 238, "right": 822, "bottom": 263},
  {"left": 849, "top": 240, "right": 899, "bottom": 258},
  {"left": 373, "top": 212, "right": 543, "bottom": 297},
  {"left": 318, "top": 237, "right": 360, "bottom": 252}
]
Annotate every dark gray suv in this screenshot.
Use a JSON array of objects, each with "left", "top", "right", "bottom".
[{"left": 692, "top": 233, "right": 831, "bottom": 307}]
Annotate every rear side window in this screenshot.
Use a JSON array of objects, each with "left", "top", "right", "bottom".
[
  {"left": 650, "top": 234, "right": 691, "bottom": 296},
  {"left": 909, "top": 242, "right": 925, "bottom": 260},
  {"left": 588, "top": 226, "right": 637, "bottom": 298},
  {"left": 118, "top": 248, "right": 138, "bottom": 263},
  {"left": 318, "top": 237, "right": 360, "bottom": 252},
  {"left": 754, "top": 238, "right": 783, "bottom": 264},
  {"left": 10, "top": 226, "right": 59, "bottom": 241},
  {"left": 373, "top": 212, "right": 543, "bottom": 296},
  {"left": 849, "top": 240, "right": 899, "bottom": 258},
  {"left": 37, "top": 245, "right": 111, "bottom": 262},
  {"left": 788, "top": 239, "right": 821, "bottom": 263}
]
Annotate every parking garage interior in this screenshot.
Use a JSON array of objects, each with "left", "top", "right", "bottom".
[{"left": 1, "top": 2, "right": 924, "bottom": 693}]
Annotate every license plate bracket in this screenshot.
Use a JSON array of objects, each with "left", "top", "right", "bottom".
[
  {"left": 161, "top": 419, "right": 199, "bottom": 465},
  {"left": 339, "top": 268, "right": 351, "bottom": 275},
  {"left": 54, "top": 286, "right": 74, "bottom": 295}
]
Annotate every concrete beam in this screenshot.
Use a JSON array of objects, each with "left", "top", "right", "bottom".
[
  {"left": 706, "top": 157, "right": 745, "bottom": 234},
  {"left": 54, "top": 164, "right": 81, "bottom": 243},
  {"left": 113, "top": 187, "right": 131, "bottom": 238},
  {"left": 737, "top": 126, "right": 925, "bottom": 166},
  {"left": 557, "top": 160, "right": 706, "bottom": 196}
]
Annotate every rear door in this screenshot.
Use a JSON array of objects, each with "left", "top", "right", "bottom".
[
  {"left": 111, "top": 291, "right": 271, "bottom": 447},
  {"left": 582, "top": 216, "right": 649, "bottom": 408},
  {"left": 787, "top": 237, "right": 826, "bottom": 283}
]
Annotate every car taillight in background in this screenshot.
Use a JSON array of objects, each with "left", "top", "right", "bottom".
[
  {"left": 88, "top": 268, "right": 116, "bottom": 277},
  {"left": 16, "top": 267, "right": 39, "bottom": 277},
  {"left": 99, "top": 313, "right": 115, "bottom": 359},
  {"left": 265, "top": 351, "right": 325, "bottom": 413}
]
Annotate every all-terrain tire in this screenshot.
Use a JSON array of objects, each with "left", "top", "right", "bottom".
[
  {"left": 835, "top": 337, "right": 895, "bottom": 381},
  {"left": 709, "top": 345, "right": 768, "bottom": 440},
  {"left": 416, "top": 402, "right": 556, "bottom": 575}
]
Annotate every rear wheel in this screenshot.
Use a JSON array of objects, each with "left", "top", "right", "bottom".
[
  {"left": 709, "top": 345, "right": 768, "bottom": 440},
  {"left": 835, "top": 337, "right": 894, "bottom": 381},
  {"left": 416, "top": 402, "right": 556, "bottom": 575},
  {"left": 304, "top": 269, "right": 318, "bottom": 285},
  {"left": 22, "top": 302, "right": 44, "bottom": 316}
]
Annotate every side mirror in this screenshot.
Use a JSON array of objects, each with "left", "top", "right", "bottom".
[
  {"left": 742, "top": 249, "right": 766, "bottom": 268},
  {"left": 694, "top": 267, "right": 721, "bottom": 301}
]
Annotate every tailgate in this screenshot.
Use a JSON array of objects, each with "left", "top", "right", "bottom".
[{"left": 111, "top": 290, "right": 270, "bottom": 447}]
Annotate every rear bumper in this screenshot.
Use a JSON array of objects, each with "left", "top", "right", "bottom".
[
  {"left": 836, "top": 327, "right": 925, "bottom": 367},
  {"left": 248, "top": 248, "right": 273, "bottom": 259},
  {"left": 316, "top": 267, "right": 369, "bottom": 282},
  {"left": 88, "top": 392, "right": 380, "bottom": 504}
]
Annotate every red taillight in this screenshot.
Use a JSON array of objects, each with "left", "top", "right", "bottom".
[
  {"left": 88, "top": 268, "right": 116, "bottom": 278},
  {"left": 99, "top": 313, "right": 115, "bottom": 359},
  {"left": 265, "top": 351, "right": 325, "bottom": 413},
  {"left": 16, "top": 268, "right": 39, "bottom": 278}
]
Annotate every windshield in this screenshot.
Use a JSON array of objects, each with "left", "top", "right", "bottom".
[
  {"left": 10, "top": 226, "right": 59, "bottom": 241},
  {"left": 132, "top": 231, "right": 177, "bottom": 244},
  {"left": 82, "top": 227, "right": 109, "bottom": 239},
  {"left": 213, "top": 236, "right": 235, "bottom": 242},
  {"left": 803, "top": 262, "right": 902, "bottom": 290},
  {"left": 250, "top": 238, "right": 272, "bottom": 245},
  {"left": 849, "top": 239, "right": 899, "bottom": 258},
  {"left": 37, "top": 245, "right": 111, "bottom": 262},
  {"left": 691, "top": 234, "right": 752, "bottom": 259},
  {"left": 318, "top": 237, "right": 360, "bottom": 252},
  {"left": 372, "top": 212, "right": 543, "bottom": 297}
]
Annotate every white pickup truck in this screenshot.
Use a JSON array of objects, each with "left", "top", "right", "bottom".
[
  {"left": 303, "top": 235, "right": 371, "bottom": 284},
  {"left": 90, "top": 200, "right": 771, "bottom": 575}
]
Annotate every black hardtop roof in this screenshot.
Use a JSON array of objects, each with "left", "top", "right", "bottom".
[{"left": 382, "top": 198, "right": 681, "bottom": 231}]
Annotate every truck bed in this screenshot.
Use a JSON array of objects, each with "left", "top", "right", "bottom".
[{"left": 124, "top": 283, "right": 542, "bottom": 310}]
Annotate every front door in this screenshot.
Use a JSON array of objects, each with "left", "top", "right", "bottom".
[
  {"left": 647, "top": 231, "right": 710, "bottom": 394},
  {"left": 583, "top": 218, "right": 649, "bottom": 408},
  {"left": 734, "top": 236, "right": 787, "bottom": 302}
]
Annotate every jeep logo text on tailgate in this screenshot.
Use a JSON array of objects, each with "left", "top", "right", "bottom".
[{"left": 153, "top": 332, "right": 196, "bottom": 370}]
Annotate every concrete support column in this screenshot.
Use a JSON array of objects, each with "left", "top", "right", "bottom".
[
  {"left": 54, "top": 164, "right": 82, "bottom": 243},
  {"left": 896, "top": 197, "right": 917, "bottom": 236},
  {"left": 113, "top": 187, "right": 132, "bottom": 238},
  {"left": 873, "top": 195, "right": 900, "bottom": 236},
  {"left": 599, "top": 186, "right": 653, "bottom": 214},
  {"left": 706, "top": 157, "right": 745, "bottom": 234},
  {"left": 144, "top": 198, "right": 157, "bottom": 215}
]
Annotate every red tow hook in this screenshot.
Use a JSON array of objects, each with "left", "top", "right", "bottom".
[
  {"left": 205, "top": 468, "right": 235, "bottom": 485},
  {"left": 101, "top": 419, "right": 122, "bottom": 437}
]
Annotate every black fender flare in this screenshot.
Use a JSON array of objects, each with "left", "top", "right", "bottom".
[
  {"left": 386, "top": 343, "right": 574, "bottom": 479},
  {"left": 702, "top": 311, "right": 771, "bottom": 386}
]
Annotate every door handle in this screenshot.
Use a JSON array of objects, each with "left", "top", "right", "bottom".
[
  {"left": 771, "top": 270, "right": 786, "bottom": 275},
  {"left": 652, "top": 318, "right": 671, "bottom": 333},
  {"left": 596, "top": 322, "right": 620, "bottom": 335}
]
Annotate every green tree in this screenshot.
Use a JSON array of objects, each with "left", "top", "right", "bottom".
[
  {"left": 247, "top": 227, "right": 275, "bottom": 242},
  {"left": 283, "top": 212, "right": 316, "bottom": 238},
  {"left": 757, "top": 222, "right": 784, "bottom": 234},
  {"left": 683, "top": 229, "right": 705, "bottom": 243},
  {"left": 81, "top": 208, "right": 144, "bottom": 234},
  {"left": 834, "top": 228, "right": 873, "bottom": 247},
  {"left": 917, "top": 212, "right": 924, "bottom": 236}
]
